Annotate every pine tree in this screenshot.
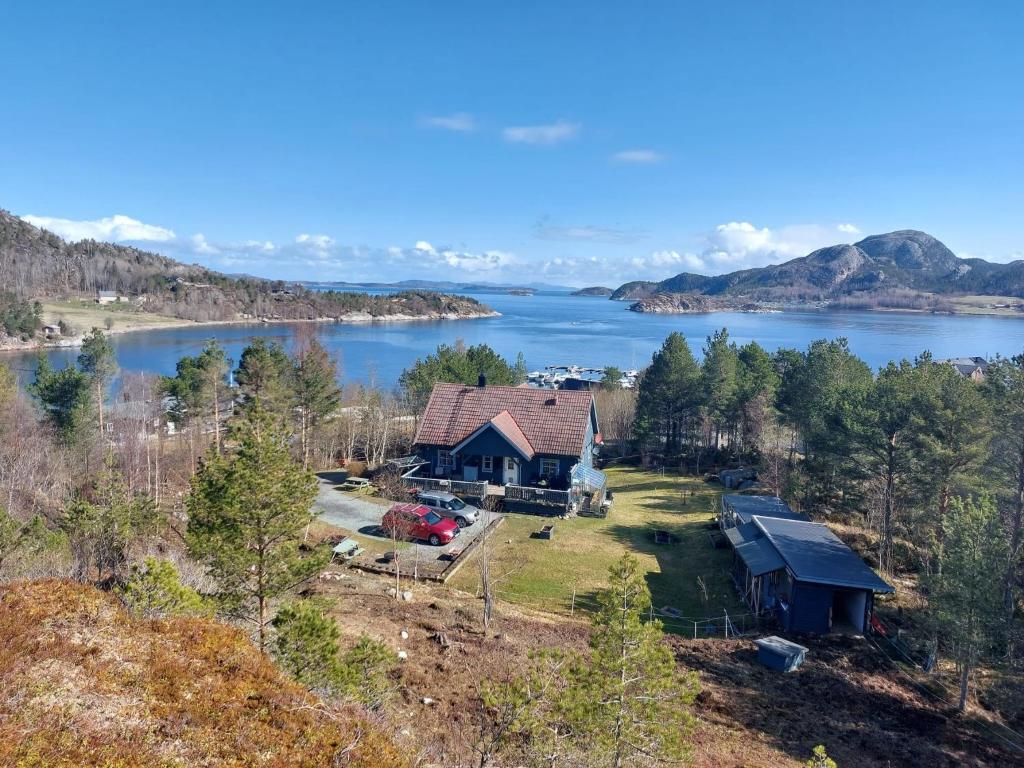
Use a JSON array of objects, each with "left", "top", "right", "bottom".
[
  {"left": 272, "top": 599, "right": 345, "bottom": 691},
  {"left": 186, "top": 408, "right": 326, "bottom": 650},
  {"left": 235, "top": 338, "right": 293, "bottom": 415},
  {"left": 292, "top": 337, "right": 342, "bottom": 469},
  {"left": 633, "top": 332, "right": 702, "bottom": 455},
  {"left": 119, "top": 557, "right": 206, "bottom": 617},
  {"left": 399, "top": 342, "right": 524, "bottom": 410},
  {"left": 30, "top": 351, "right": 94, "bottom": 446},
  {"left": 78, "top": 327, "right": 118, "bottom": 435},
  {"left": 928, "top": 496, "right": 1009, "bottom": 711},
  {"left": 702, "top": 328, "right": 739, "bottom": 450},
  {"left": 61, "top": 457, "right": 159, "bottom": 582},
  {"left": 565, "top": 553, "right": 699, "bottom": 767}
]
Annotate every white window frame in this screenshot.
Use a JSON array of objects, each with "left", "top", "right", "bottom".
[
  {"left": 481, "top": 455, "right": 494, "bottom": 472},
  {"left": 438, "top": 450, "right": 454, "bottom": 468},
  {"left": 539, "top": 458, "right": 559, "bottom": 476}
]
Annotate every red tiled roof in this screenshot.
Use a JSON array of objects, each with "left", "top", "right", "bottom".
[{"left": 415, "top": 383, "right": 594, "bottom": 457}]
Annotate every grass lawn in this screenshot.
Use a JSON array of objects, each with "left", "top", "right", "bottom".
[
  {"left": 40, "top": 300, "right": 190, "bottom": 334},
  {"left": 450, "top": 466, "right": 745, "bottom": 627}
]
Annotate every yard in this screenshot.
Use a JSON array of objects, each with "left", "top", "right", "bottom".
[{"left": 449, "top": 467, "right": 745, "bottom": 628}]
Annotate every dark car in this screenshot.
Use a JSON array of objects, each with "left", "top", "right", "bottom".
[{"left": 381, "top": 503, "right": 461, "bottom": 546}]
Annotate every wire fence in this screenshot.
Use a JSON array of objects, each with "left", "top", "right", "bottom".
[{"left": 483, "top": 584, "right": 761, "bottom": 638}]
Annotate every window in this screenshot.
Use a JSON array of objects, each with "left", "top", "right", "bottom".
[
  {"left": 481, "top": 456, "right": 494, "bottom": 473},
  {"left": 540, "top": 458, "right": 559, "bottom": 477},
  {"left": 506, "top": 457, "right": 516, "bottom": 471},
  {"left": 438, "top": 450, "right": 454, "bottom": 468}
]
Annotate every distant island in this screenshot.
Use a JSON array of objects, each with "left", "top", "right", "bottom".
[
  {"left": 571, "top": 286, "right": 614, "bottom": 297},
  {"left": 609, "top": 230, "right": 1024, "bottom": 316},
  {"left": 0, "top": 210, "right": 497, "bottom": 351}
]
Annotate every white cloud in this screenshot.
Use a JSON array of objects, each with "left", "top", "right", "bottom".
[
  {"left": 190, "top": 233, "right": 219, "bottom": 255},
  {"left": 699, "top": 222, "right": 857, "bottom": 271},
  {"left": 502, "top": 119, "right": 580, "bottom": 145},
  {"left": 296, "top": 233, "right": 335, "bottom": 250},
  {"left": 837, "top": 223, "right": 860, "bottom": 234},
  {"left": 421, "top": 112, "right": 476, "bottom": 132},
  {"left": 21, "top": 213, "right": 176, "bottom": 243},
  {"left": 611, "top": 149, "right": 663, "bottom": 164}
]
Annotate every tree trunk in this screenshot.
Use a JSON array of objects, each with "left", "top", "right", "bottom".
[{"left": 958, "top": 660, "right": 970, "bottom": 712}]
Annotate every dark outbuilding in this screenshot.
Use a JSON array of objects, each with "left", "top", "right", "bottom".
[{"left": 722, "top": 503, "right": 894, "bottom": 634}]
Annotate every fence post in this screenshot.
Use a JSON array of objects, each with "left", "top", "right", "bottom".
[
  {"left": 570, "top": 588, "right": 576, "bottom": 616},
  {"left": 693, "top": 621, "right": 697, "bottom": 640},
  {"left": 724, "top": 609, "right": 729, "bottom": 639}
]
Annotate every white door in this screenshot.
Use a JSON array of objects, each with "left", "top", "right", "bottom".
[{"left": 503, "top": 457, "right": 519, "bottom": 485}]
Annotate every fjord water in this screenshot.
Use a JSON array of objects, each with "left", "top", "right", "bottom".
[{"left": 10, "top": 291, "right": 1024, "bottom": 387}]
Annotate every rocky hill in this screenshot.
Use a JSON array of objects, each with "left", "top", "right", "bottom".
[
  {"left": 0, "top": 580, "right": 408, "bottom": 767},
  {"left": 0, "top": 209, "right": 495, "bottom": 324},
  {"left": 571, "top": 285, "right": 614, "bottom": 296},
  {"left": 611, "top": 230, "right": 1024, "bottom": 306}
]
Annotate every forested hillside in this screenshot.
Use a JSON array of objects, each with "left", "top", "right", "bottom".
[{"left": 0, "top": 210, "right": 493, "bottom": 324}]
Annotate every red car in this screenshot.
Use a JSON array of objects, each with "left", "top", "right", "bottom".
[{"left": 381, "top": 503, "right": 460, "bottom": 546}]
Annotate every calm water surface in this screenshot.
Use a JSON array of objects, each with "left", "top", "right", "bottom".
[{"left": 8, "top": 292, "right": 1024, "bottom": 387}]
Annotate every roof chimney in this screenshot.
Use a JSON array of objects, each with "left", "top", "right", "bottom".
[{"left": 477, "top": 373, "right": 487, "bottom": 388}]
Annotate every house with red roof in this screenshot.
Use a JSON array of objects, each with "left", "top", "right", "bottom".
[{"left": 412, "top": 377, "right": 601, "bottom": 490}]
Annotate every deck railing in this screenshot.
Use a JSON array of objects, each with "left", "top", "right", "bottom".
[
  {"left": 504, "top": 484, "right": 571, "bottom": 507},
  {"left": 401, "top": 473, "right": 488, "bottom": 500}
]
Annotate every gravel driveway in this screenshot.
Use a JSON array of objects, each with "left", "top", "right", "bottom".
[{"left": 312, "top": 472, "right": 495, "bottom": 556}]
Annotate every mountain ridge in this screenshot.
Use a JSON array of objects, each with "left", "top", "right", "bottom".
[{"left": 610, "top": 230, "right": 1024, "bottom": 303}]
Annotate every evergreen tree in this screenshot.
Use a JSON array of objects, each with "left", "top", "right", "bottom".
[
  {"left": 736, "top": 340, "right": 780, "bottom": 450},
  {"left": 186, "top": 408, "right": 326, "bottom": 650},
  {"left": 162, "top": 340, "right": 231, "bottom": 459},
  {"left": 119, "top": 556, "right": 207, "bottom": 617},
  {"left": 399, "top": 342, "right": 526, "bottom": 410},
  {"left": 61, "top": 458, "right": 159, "bottom": 582},
  {"left": 633, "top": 332, "right": 702, "bottom": 454},
  {"left": 272, "top": 598, "right": 345, "bottom": 691},
  {"left": 983, "top": 355, "right": 1024, "bottom": 621},
  {"left": 272, "top": 600, "right": 395, "bottom": 707},
  {"left": 852, "top": 359, "right": 922, "bottom": 573},
  {"left": 928, "top": 496, "right": 1009, "bottom": 711},
  {"left": 912, "top": 359, "right": 990, "bottom": 571},
  {"left": 78, "top": 328, "right": 118, "bottom": 434},
  {"left": 0, "top": 508, "right": 55, "bottom": 577},
  {"left": 806, "top": 745, "right": 838, "bottom": 768},
  {"left": 602, "top": 365, "right": 624, "bottom": 390},
  {"left": 235, "top": 338, "right": 293, "bottom": 415},
  {"left": 30, "top": 351, "right": 94, "bottom": 446},
  {"left": 564, "top": 553, "right": 699, "bottom": 767},
  {"left": 702, "top": 328, "right": 739, "bottom": 450},
  {"left": 292, "top": 336, "right": 342, "bottom": 469},
  {"left": 0, "top": 361, "right": 16, "bottom": 407}
]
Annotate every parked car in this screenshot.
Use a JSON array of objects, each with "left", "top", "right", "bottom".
[
  {"left": 381, "top": 503, "right": 460, "bottom": 546},
  {"left": 416, "top": 490, "right": 481, "bottom": 528}
]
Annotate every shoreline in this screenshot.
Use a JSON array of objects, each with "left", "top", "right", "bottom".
[{"left": 0, "top": 309, "right": 501, "bottom": 355}]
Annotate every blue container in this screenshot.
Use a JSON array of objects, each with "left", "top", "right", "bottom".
[{"left": 754, "top": 636, "right": 808, "bottom": 672}]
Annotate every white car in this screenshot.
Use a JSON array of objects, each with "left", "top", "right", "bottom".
[{"left": 416, "top": 490, "right": 481, "bottom": 528}]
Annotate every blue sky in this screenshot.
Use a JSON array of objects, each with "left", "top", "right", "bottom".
[{"left": 2, "top": 1, "right": 1022, "bottom": 286}]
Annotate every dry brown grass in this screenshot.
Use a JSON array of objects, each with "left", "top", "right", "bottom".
[{"left": 0, "top": 580, "right": 410, "bottom": 768}]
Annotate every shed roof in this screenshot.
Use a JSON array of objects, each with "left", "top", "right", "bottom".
[
  {"left": 734, "top": 537, "right": 786, "bottom": 577},
  {"left": 724, "top": 521, "right": 761, "bottom": 548},
  {"left": 415, "top": 383, "right": 594, "bottom": 457},
  {"left": 753, "top": 516, "right": 894, "bottom": 593},
  {"left": 723, "top": 494, "right": 809, "bottom": 525}
]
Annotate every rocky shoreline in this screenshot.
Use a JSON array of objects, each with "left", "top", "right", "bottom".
[
  {"left": 0, "top": 308, "right": 500, "bottom": 354},
  {"left": 628, "top": 293, "right": 771, "bottom": 314}
]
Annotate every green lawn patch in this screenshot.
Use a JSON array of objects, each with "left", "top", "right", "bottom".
[{"left": 450, "top": 467, "right": 745, "bottom": 629}]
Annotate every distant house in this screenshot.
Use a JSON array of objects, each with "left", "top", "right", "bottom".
[
  {"left": 41, "top": 324, "right": 61, "bottom": 337},
  {"left": 721, "top": 496, "right": 893, "bottom": 634},
  {"left": 413, "top": 378, "right": 601, "bottom": 488},
  {"left": 938, "top": 356, "right": 989, "bottom": 382},
  {"left": 96, "top": 290, "right": 125, "bottom": 305}
]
